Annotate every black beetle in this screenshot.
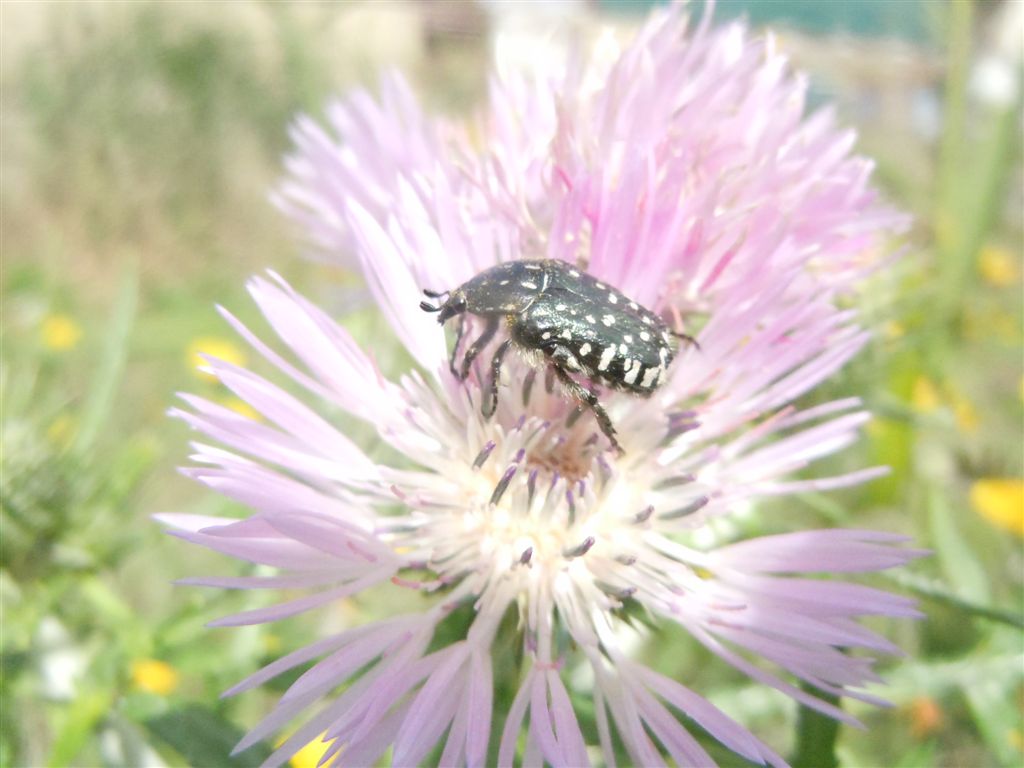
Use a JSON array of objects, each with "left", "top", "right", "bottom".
[{"left": 421, "top": 259, "right": 696, "bottom": 452}]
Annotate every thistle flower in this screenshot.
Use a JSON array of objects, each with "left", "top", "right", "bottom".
[{"left": 162, "top": 4, "right": 922, "bottom": 766}]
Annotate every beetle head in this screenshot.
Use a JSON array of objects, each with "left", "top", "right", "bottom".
[{"left": 420, "top": 289, "right": 466, "bottom": 324}]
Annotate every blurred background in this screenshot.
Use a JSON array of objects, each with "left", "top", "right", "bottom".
[{"left": 1, "top": 1, "right": 1021, "bottom": 766}]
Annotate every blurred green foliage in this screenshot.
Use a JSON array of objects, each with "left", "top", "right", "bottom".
[{"left": 1, "top": 2, "right": 1021, "bottom": 766}]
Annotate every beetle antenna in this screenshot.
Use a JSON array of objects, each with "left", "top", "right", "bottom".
[
  {"left": 422, "top": 288, "right": 448, "bottom": 299},
  {"left": 420, "top": 301, "right": 442, "bottom": 313},
  {"left": 671, "top": 330, "right": 700, "bottom": 350}
]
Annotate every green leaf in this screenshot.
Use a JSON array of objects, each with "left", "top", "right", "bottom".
[
  {"left": 79, "top": 577, "right": 141, "bottom": 638},
  {"left": 962, "top": 629, "right": 1024, "bottom": 768},
  {"left": 47, "top": 688, "right": 114, "bottom": 768},
  {"left": 145, "top": 704, "right": 272, "bottom": 767},
  {"left": 795, "top": 491, "right": 848, "bottom": 524},
  {"left": 932, "top": 0, "right": 1021, "bottom": 348},
  {"left": 892, "top": 741, "right": 937, "bottom": 768},
  {"left": 73, "top": 266, "right": 138, "bottom": 453},
  {"left": 927, "top": 488, "right": 990, "bottom": 605},
  {"left": 882, "top": 648, "right": 1023, "bottom": 703},
  {"left": 963, "top": 678, "right": 1020, "bottom": 768}
]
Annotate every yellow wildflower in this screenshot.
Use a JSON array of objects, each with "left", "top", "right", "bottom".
[
  {"left": 186, "top": 336, "right": 247, "bottom": 383},
  {"left": 970, "top": 479, "right": 1024, "bottom": 537},
  {"left": 1009, "top": 727, "right": 1024, "bottom": 753},
  {"left": 911, "top": 376, "right": 941, "bottom": 413},
  {"left": 131, "top": 658, "right": 180, "bottom": 696},
  {"left": 221, "top": 396, "right": 261, "bottom": 421},
  {"left": 978, "top": 244, "right": 1019, "bottom": 287},
  {"left": 991, "top": 311, "right": 1021, "bottom": 343},
  {"left": 952, "top": 394, "right": 979, "bottom": 434},
  {"left": 910, "top": 379, "right": 979, "bottom": 432},
  {"left": 46, "top": 414, "right": 76, "bottom": 447},
  {"left": 287, "top": 732, "right": 332, "bottom": 768},
  {"left": 41, "top": 314, "right": 82, "bottom": 351},
  {"left": 882, "top": 320, "right": 905, "bottom": 340},
  {"left": 866, "top": 416, "right": 890, "bottom": 439}
]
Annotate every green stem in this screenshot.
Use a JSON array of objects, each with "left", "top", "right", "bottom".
[
  {"left": 884, "top": 571, "right": 1024, "bottom": 629},
  {"left": 931, "top": 0, "right": 973, "bottom": 360},
  {"left": 791, "top": 684, "right": 841, "bottom": 768}
]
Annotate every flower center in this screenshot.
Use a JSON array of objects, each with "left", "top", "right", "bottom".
[
  {"left": 525, "top": 420, "right": 598, "bottom": 484},
  {"left": 489, "top": 359, "right": 612, "bottom": 485}
]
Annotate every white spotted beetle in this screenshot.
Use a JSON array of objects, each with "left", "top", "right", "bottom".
[{"left": 420, "top": 259, "right": 697, "bottom": 452}]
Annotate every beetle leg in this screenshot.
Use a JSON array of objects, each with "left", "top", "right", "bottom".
[
  {"left": 670, "top": 329, "right": 700, "bottom": 351},
  {"left": 521, "top": 369, "right": 537, "bottom": 406},
  {"left": 547, "top": 345, "right": 622, "bottom": 453},
  {"left": 565, "top": 405, "right": 584, "bottom": 428},
  {"left": 575, "top": 238, "right": 590, "bottom": 272},
  {"left": 459, "top": 316, "right": 500, "bottom": 381},
  {"left": 482, "top": 338, "right": 513, "bottom": 419},
  {"left": 449, "top": 315, "right": 466, "bottom": 378},
  {"left": 667, "top": 304, "right": 700, "bottom": 350}
]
